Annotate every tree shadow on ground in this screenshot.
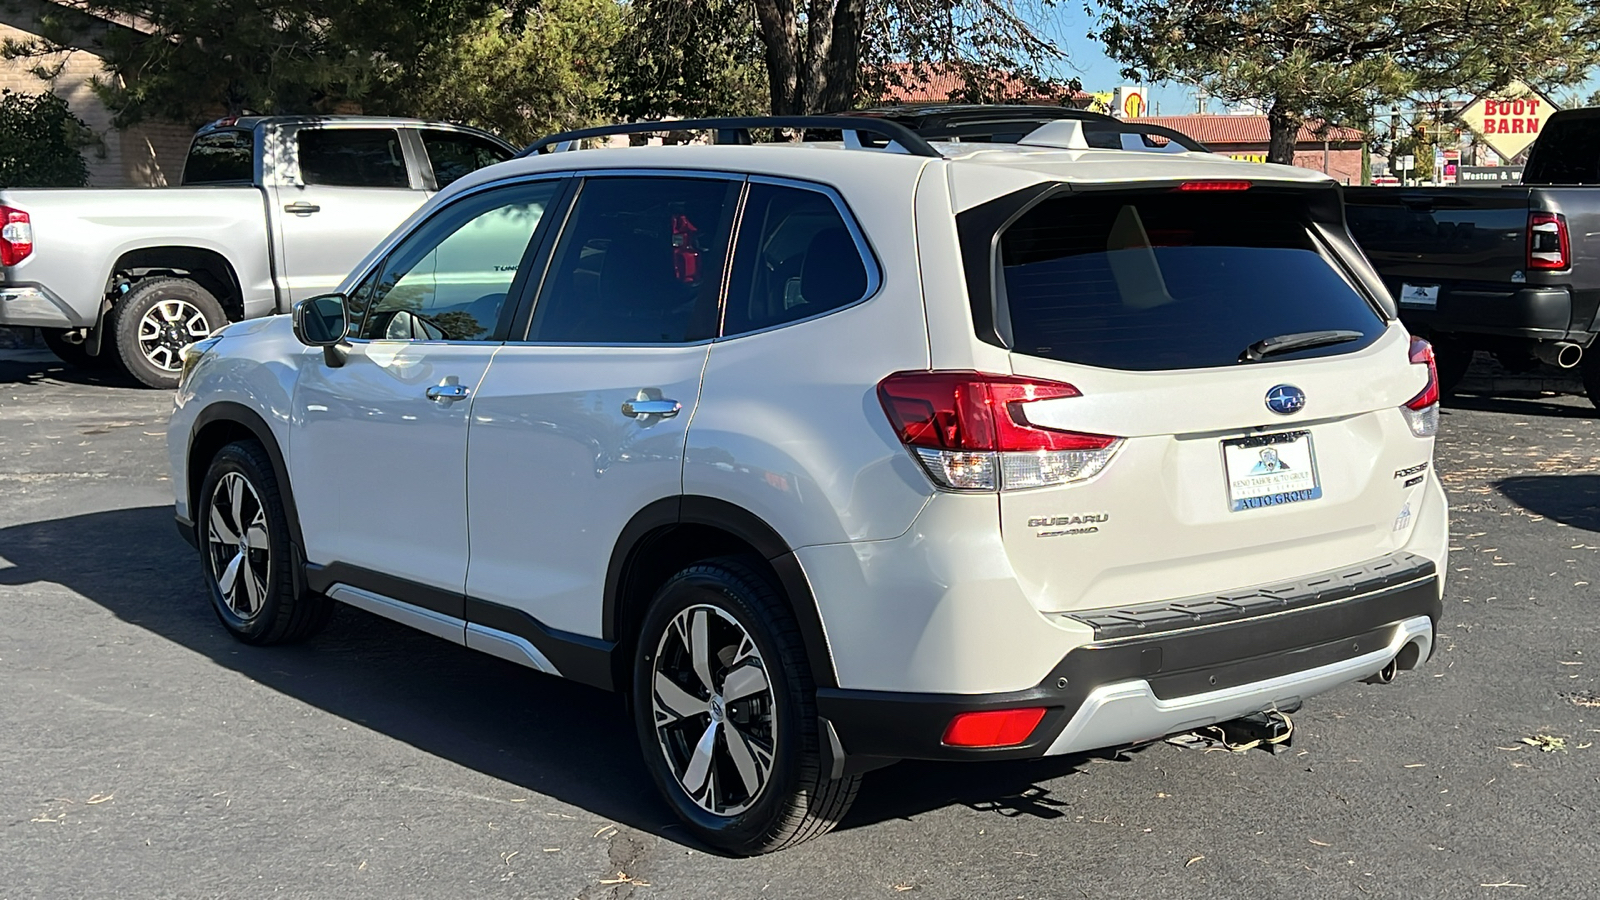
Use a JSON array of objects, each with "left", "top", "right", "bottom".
[
  {"left": 0, "top": 504, "right": 1101, "bottom": 851},
  {"left": 1496, "top": 474, "right": 1600, "bottom": 532}
]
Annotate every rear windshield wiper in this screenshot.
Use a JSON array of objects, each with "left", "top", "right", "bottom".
[{"left": 1240, "top": 330, "right": 1364, "bottom": 363}]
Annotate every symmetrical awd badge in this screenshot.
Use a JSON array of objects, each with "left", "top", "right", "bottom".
[{"left": 1265, "top": 384, "right": 1307, "bottom": 415}]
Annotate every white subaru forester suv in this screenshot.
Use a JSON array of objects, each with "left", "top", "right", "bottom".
[{"left": 169, "top": 114, "right": 1448, "bottom": 855}]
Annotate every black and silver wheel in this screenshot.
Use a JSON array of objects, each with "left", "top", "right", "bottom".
[
  {"left": 633, "top": 557, "right": 858, "bottom": 855},
  {"left": 113, "top": 277, "right": 226, "bottom": 389},
  {"left": 197, "top": 441, "right": 332, "bottom": 645}
]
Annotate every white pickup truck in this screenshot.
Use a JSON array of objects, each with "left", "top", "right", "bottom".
[{"left": 0, "top": 116, "right": 514, "bottom": 386}]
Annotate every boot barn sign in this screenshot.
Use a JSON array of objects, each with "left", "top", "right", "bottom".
[{"left": 1458, "top": 81, "right": 1560, "bottom": 161}]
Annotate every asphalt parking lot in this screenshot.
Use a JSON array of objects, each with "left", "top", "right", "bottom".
[{"left": 1, "top": 347, "right": 1596, "bottom": 900}]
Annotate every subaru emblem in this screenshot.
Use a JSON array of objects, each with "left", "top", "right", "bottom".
[{"left": 1265, "top": 384, "right": 1306, "bottom": 415}]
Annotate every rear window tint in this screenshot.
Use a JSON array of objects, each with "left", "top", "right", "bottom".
[
  {"left": 184, "top": 130, "right": 254, "bottom": 185},
  {"left": 723, "top": 183, "right": 871, "bottom": 336},
  {"left": 298, "top": 128, "right": 409, "bottom": 188},
  {"left": 1523, "top": 115, "right": 1600, "bottom": 184},
  {"left": 997, "top": 190, "right": 1384, "bottom": 371}
]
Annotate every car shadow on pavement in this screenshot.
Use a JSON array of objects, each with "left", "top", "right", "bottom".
[
  {"left": 1444, "top": 392, "right": 1598, "bottom": 418},
  {"left": 1496, "top": 474, "right": 1600, "bottom": 531},
  {"left": 0, "top": 350, "right": 142, "bottom": 388},
  {"left": 0, "top": 504, "right": 1103, "bottom": 851}
]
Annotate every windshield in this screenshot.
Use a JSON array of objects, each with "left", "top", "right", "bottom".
[{"left": 997, "top": 189, "right": 1385, "bottom": 371}]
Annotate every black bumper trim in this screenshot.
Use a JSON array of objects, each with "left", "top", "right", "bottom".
[
  {"left": 1069, "top": 551, "right": 1434, "bottom": 639},
  {"left": 816, "top": 561, "right": 1442, "bottom": 763},
  {"left": 174, "top": 513, "right": 197, "bottom": 549}
]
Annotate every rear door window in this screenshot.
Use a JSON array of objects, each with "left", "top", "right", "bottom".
[
  {"left": 297, "top": 128, "right": 410, "bottom": 188},
  {"left": 723, "top": 182, "right": 873, "bottom": 336},
  {"left": 527, "top": 176, "right": 739, "bottom": 344},
  {"left": 420, "top": 130, "right": 513, "bottom": 188},
  {"left": 996, "top": 190, "right": 1384, "bottom": 371},
  {"left": 184, "top": 130, "right": 254, "bottom": 185},
  {"left": 1523, "top": 116, "right": 1600, "bottom": 184}
]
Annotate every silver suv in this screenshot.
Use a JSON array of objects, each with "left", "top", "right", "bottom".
[{"left": 169, "top": 116, "right": 1448, "bottom": 855}]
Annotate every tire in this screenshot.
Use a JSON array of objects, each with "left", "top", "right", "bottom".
[
  {"left": 197, "top": 440, "right": 333, "bottom": 645},
  {"left": 632, "top": 556, "right": 859, "bottom": 856},
  {"left": 112, "top": 277, "right": 227, "bottom": 389},
  {"left": 1582, "top": 353, "right": 1600, "bottom": 411},
  {"left": 40, "top": 329, "right": 114, "bottom": 369},
  {"left": 1432, "top": 338, "right": 1472, "bottom": 397}
]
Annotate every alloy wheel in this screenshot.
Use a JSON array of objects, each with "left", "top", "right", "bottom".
[
  {"left": 206, "top": 472, "right": 271, "bottom": 619},
  {"left": 137, "top": 299, "right": 212, "bottom": 372},
  {"left": 651, "top": 604, "right": 778, "bottom": 816}
]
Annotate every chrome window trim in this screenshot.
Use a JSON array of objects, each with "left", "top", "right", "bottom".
[{"left": 714, "top": 174, "right": 884, "bottom": 342}]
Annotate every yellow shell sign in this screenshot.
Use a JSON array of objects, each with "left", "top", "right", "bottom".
[{"left": 1458, "top": 81, "right": 1559, "bottom": 161}]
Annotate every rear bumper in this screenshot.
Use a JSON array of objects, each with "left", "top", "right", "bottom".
[
  {"left": 0, "top": 282, "right": 86, "bottom": 329},
  {"left": 1392, "top": 282, "right": 1592, "bottom": 343},
  {"left": 815, "top": 552, "right": 1441, "bottom": 765}
]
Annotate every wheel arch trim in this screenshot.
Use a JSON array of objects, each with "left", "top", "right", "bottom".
[
  {"left": 186, "top": 402, "right": 304, "bottom": 555},
  {"left": 604, "top": 495, "right": 839, "bottom": 689}
]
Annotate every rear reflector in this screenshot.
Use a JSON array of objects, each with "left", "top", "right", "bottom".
[
  {"left": 1175, "top": 180, "right": 1252, "bottom": 191},
  {"left": 877, "top": 371, "right": 1122, "bottom": 491},
  {"left": 942, "top": 708, "right": 1048, "bottom": 748},
  {"left": 1528, "top": 212, "right": 1569, "bottom": 270},
  {"left": 1402, "top": 336, "right": 1440, "bottom": 437},
  {"left": 0, "top": 206, "right": 32, "bottom": 267}
]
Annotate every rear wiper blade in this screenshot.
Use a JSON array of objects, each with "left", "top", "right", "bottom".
[{"left": 1240, "top": 330, "right": 1364, "bottom": 363}]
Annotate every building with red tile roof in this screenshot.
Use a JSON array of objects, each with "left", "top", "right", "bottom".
[{"left": 1131, "top": 114, "right": 1366, "bottom": 184}]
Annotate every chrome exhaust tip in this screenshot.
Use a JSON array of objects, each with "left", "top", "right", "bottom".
[{"left": 1533, "top": 341, "right": 1583, "bottom": 369}]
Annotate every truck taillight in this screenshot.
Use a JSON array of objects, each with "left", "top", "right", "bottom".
[
  {"left": 877, "top": 371, "right": 1122, "bottom": 491},
  {"left": 1528, "top": 212, "right": 1569, "bottom": 270},
  {"left": 1402, "top": 336, "right": 1440, "bottom": 438},
  {"left": 0, "top": 206, "right": 31, "bottom": 266}
]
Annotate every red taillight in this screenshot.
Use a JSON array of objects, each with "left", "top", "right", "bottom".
[
  {"left": 942, "top": 708, "right": 1048, "bottom": 748},
  {"left": 1405, "top": 336, "right": 1439, "bottom": 410},
  {"left": 877, "top": 371, "right": 1115, "bottom": 452},
  {"left": 1528, "top": 212, "right": 1569, "bottom": 270},
  {"left": 1175, "top": 180, "right": 1252, "bottom": 191},
  {"left": 0, "top": 206, "right": 32, "bottom": 267}
]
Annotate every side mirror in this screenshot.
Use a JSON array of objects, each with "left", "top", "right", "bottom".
[{"left": 292, "top": 293, "right": 350, "bottom": 367}]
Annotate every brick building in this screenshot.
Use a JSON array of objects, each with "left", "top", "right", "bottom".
[
  {"left": 1131, "top": 115, "right": 1365, "bottom": 184},
  {"left": 1, "top": 0, "right": 192, "bottom": 186}
]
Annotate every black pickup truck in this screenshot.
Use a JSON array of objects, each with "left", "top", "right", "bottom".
[{"left": 1345, "top": 108, "right": 1600, "bottom": 405}]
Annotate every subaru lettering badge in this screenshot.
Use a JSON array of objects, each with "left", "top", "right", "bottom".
[{"left": 1265, "top": 384, "right": 1306, "bottom": 415}]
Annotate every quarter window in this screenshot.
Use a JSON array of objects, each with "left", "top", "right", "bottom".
[
  {"left": 298, "top": 128, "right": 410, "bottom": 188},
  {"left": 421, "top": 130, "right": 513, "bottom": 188},
  {"left": 723, "top": 182, "right": 871, "bottom": 337},
  {"left": 355, "top": 181, "right": 560, "bottom": 341},
  {"left": 527, "top": 177, "right": 738, "bottom": 344}
]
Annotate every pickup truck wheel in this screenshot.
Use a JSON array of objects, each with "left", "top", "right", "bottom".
[
  {"left": 113, "top": 278, "right": 226, "bottom": 389},
  {"left": 40, "top": 329, "right": 114, "bottom": 369},
  {"left": 632, "top": 557, "right": 859, "bottom": 856},
  {"left": 198, "top": 440, "right": 333, "bottom": 645},
  {"left": 1582, "top": 355, "right": 1600, "bottom": 411}
]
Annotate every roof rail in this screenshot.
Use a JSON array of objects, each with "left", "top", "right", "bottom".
[
  {"left": 521, "top": 116, "right": 943, "bottom": 159},
  {"left": 841, "top": 106, "right": 1210, "bottom": 152}
]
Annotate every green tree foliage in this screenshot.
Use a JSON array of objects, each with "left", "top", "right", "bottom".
[
  {"left": 0, "top": 89, "right": 90, "bottom": 188},
  {"left": 616, "top": 0, "right": 1069, "bottom": 117},
  {"left": 612, "top": 0, "right": 768, "bottom": 120},
  {"left": 405, "top": 0, "right": 623, "bottom": 145},
  {"left": 1095, "top": 0, "right": 1600, "bottom": 164},
  {"left": 4, "top": 0, "right": 497, "bottom": 125}
]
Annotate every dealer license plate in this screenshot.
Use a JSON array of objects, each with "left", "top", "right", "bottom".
[
  {"left": 1398, "top": 283, "right": 1439, "bottom": 308},
  {"left": 1223, "top": 431, "right": 1322, "bottom": 512}
]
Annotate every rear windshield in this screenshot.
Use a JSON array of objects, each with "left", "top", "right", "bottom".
[
  {"left": 1523, "top": 115, "right": 1600, "bottom": 184},
  {"left": 997, "top": 190, "right": 1384, "bottom": 371},
  {"left": 184, "top": 130, "right": 254, "bottom": 185}
]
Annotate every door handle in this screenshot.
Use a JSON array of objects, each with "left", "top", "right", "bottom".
[
  {"left": 621, "top": 397, "right": 681, "bottom": 419},
  {"left": 284, "top": 201, "right": 322, "bottom": 215},
  {"left": 426, "top": 383, "right": 471, "bottom": 402}
]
